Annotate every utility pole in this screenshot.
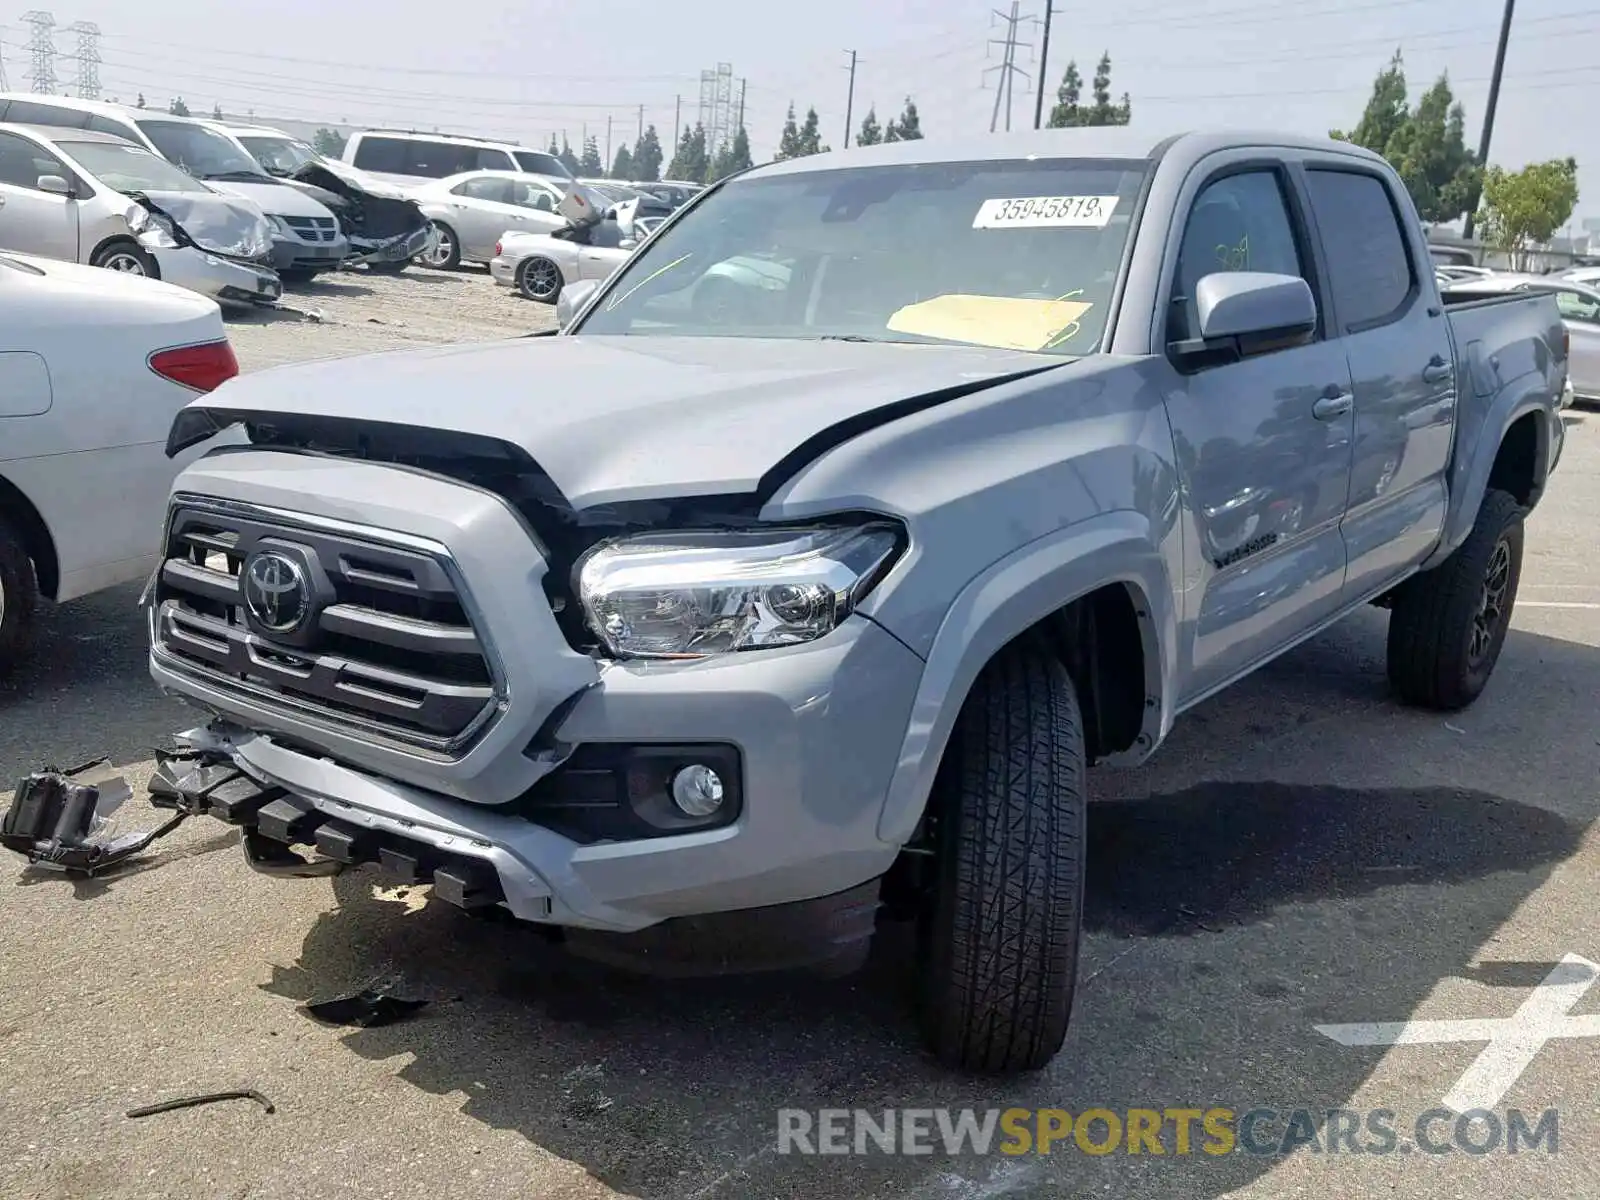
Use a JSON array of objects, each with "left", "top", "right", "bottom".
[
  {"left": 1462, "top": 0, "right": 1516, "bottom": 241},
  {"left": 0, "top": 28, "right": 9, "bottom": 92},
  {"left": 605, "top": 114, "right": 612, "bottom": 171},
  {"left": 843, "top": 50, "right": 858, "bottom": 148},
  {"left": 637, "top": 104, "right": 644, "bottom": 143},
  {"left": 1033, "top": 0, "right": 1053, "bottom": 129},
  {"left": 673, "top": 95, "right": 681, "bottom": 150},
  {"left": 985, "top": 3, "right": 1035, "bottom": 133},
  {"left": 737, "top": 78, "right": 746, "bottom": 131}
]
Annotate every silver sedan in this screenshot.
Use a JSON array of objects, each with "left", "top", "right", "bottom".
[{"left": 410, "top": 170, "right": 568, "bottom": 269}]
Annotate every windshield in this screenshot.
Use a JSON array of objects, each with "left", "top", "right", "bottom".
[
  {"left": 58, "top": 140, "right": 210, "bottom": 194},
  {"left": 239, "top": 135, "right": 319, "bottom": 175},
  {"left": 135, "top": 120, "right": 264, "bottom": 179},
  {"left": 515, "top": 149, "right": 572, "bottom": 178},
  {"left": 578, "top": 158, "right": 1147, "bottom": 353}
]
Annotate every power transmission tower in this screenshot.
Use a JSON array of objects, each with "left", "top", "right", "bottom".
[
  {"left": 984, "top": 3, "right": 1036, "bottom": 133},
  {"left": 843, "top": 50, "right": 857, "bottom": 149},
  {"left": 697, "top": 63, "right": 735, "bottom": 158},
  {"left": 20, "top": 11, "right": 58, "bottom": 95},
  {"left": 64, "top": 20, "right": 100, "bottom": 99},
  {"left": 0, "top": 28, "right": 9, "bottom": 91}
]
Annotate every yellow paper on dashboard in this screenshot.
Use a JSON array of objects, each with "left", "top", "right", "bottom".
[{"left": 886, "top": 294, "right": 1093, "bottom": 352}]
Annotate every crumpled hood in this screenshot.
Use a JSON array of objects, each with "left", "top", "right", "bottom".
[
  {"left": 139, "top": 190, "right": 275, "bottom": 259},
  {"left": 205, "top": 178, "right": 337, "bottom": 220},
  {"left": 185, "top": 335, "right": 1068, "bottom": 508}
]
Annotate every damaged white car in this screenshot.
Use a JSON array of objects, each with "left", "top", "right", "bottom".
[{"left": 0, "top": 124, "right": 281, "bottom": 307}]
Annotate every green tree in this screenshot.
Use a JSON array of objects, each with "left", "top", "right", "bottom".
[
  {"left": 558, "top": 137, "right": 580, "bottom": 175},
  {"left": 548, "top": 135, "right": 561, "bottom": 157},
  {"left": 776, "top": 103, "right": 802, "bottom": 159},
  {"left": 1046, "top": 61, "right": 1084, "bottom": 127},
  {"left": 884, "top": 96, "right": 923, "bottom": 141},
  {"left": 710, "top": 125, "right": 753, "bottom": 180},
  {"left": 1086, "top": 53, "right": 1130, "bottom": 125},
  {"left": 136, "top": 92, "right": 146, "bottom": 110},
  {"left": 212, "top": 102, "right": 224, "bottom": 120},
  {"left": 796, "top": 106, "right": 828, "bottom": 156},
  {"left": 312, "top": 128, "right": 347, "bottom": 157},
  {"left": 857, "top": 107, "right": 882, "bottom": 146},
  {"left": 632, "top": 124, "right": 663, "bottom": 181},
  {"left": 168, "top": 96, "right": 190, "bottom": 117},
  {"left": 666, "top": 124, "right": 709, "bottom": 183},
  {"left": 1332, "top": 53, "right": 1482, "bottom": 223},
  {"left": 610, "top": 144, "right": 634, "bottom": 179},
  {"left": 579, "top": 136, "right": 603, "bottom": 176},
  {"left": 1477, "top": 158, "right": 1580, "bottom": 270}
]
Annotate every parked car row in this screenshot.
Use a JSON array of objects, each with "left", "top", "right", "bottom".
[{"left": 1436, "top": 264, "right": 1599, "bottom": 404}]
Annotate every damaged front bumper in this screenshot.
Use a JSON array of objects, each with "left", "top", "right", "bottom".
[
  {"left": 345, "top": 223, "right": 435, "bottom": 266},
  {"left": 144, "top": 241, "right": 282, "bottom": 308}
]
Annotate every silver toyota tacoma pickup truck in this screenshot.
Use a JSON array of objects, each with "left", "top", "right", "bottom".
[{"left": 140, "top": 129, "right": 1567, "bottom": 1072}]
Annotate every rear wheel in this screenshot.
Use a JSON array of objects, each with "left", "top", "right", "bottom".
[
  {"left": 516, "top": 256, "right": 563, "bottom": 303},
  {"left": 919, "top": 642, "right": 1087, "bottom": 1073},
  {"left": 0, "top": 516, "right": 39, "bottom": 680},
  {"left": 90, "top": 240, "right": 157, "bottom": 278},
  {"left": 1386, "top": 488, "right": 1524, "bottom": 710}
]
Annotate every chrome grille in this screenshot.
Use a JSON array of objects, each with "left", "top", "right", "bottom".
[
  {"left": 280, "top": 215, "right": 340, "bottom": 243},
  {"left": 150, "top": 501, "right": 501, "bottom": 757}
]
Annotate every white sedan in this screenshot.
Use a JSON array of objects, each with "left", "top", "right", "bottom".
[
  {"left": 0, "top": 250, "right": 239, "bottom": 675},
  {"left": 0, "top": 123, "right": 282, "bottom": 306},
  {"left": 409, "top": 170, "right": 569, "bottom": 269}
]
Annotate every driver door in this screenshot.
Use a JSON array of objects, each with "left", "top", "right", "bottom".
[
  {"left": 1158, "top": 160, "right": 1357, "bottom": 704},
  {"left": 0, "top": 132, "right": 80, "bottom": 262},
  {"left": 447, "top": 176, "right": 529, "bottom": 259}
]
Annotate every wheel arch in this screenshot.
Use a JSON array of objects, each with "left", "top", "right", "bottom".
[
  {"left": 0, "top": 472, "right": 61, "bottom": 601},
  {"left": 89, "top": 234, "right": 157, "bottom": 277},
  {"left": 876, "top": 510, "right": 1174, "bottom": 845}
]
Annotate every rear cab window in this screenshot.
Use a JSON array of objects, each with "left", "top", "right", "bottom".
[{"left": 1302, "top": 168, "right": 1417, "bottom": 332}]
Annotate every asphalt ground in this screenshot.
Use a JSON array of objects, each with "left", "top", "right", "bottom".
[{"left": 1, "top": 274, "right": 1595, "bottom": 1199}]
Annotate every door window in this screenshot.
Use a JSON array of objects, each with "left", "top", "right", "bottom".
[
  {"left": 510, "top": 180, "right": 558, "bottom": 211},
  {"left": 1303, "top": 168, "right": 1415, "bottom": 331},
  {"left": 1170, "top": 169, "right": 1308, "bottom": 344},
  {"left": 1551, "top": 288, "right": 1600, "bottom": 324},
  {"left": 351, "top": 136, "right": 408, "bottom": 174},
  {"left": 2, "top": 100, "right": 88, "bottom": 128},
  {"left": 0, "top": 132, "right": 69, "bottom": 190},
  {"left": 452, "top": 176, "right": 512, "bottom": 203}
]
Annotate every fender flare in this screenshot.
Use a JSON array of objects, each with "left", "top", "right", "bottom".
[
  {"left": 875, "top": 509, "right": 1175, "bottom": 845},
  {"left": 1422, "top": 371, "right": 1551, "bottom": 571}
]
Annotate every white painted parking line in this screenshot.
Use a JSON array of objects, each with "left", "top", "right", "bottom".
[
  {"left": 1315, "top": 953, "right": 1600, "bottom": 1112},
  {"left": 1519, "top": 601, "right": 1600, "bottom": 609}
]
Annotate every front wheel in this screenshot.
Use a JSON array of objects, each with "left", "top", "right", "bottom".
[
  {"left": 1386, "top": 488, "right": 1524, "bottom": 710},
  {"left": 91, "top": 240, "right": 157, "bottom": 277},
  {"left": 920, "top": 642, "right": 1087, "bottom": 1073},
  {"left": 0, "top": 516, "right": 40, "bottom": 680}
]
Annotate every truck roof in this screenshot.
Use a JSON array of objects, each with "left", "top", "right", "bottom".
[{"left": 744, "top": 127, "right": 1389, "bottom": 180}]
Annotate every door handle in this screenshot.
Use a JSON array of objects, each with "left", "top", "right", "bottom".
[
  {"left": 1312, "top": 392, "right": 1353, "bottom": 420},
  {"left": 1422, "top": 356, "right": 1453, "bottom": 384}
]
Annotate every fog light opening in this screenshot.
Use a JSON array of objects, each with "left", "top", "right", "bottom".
[{"left": 670, "top": 764, "right": 725, "bottom": 818}]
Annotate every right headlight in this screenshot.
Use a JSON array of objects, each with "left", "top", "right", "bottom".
[{"left": 576, "top": 522, "right": 902, "bottom": 660}]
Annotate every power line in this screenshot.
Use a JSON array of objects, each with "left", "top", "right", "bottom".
[
  {"left": 64, "top": 20, "right": 100, "bottom": 100},
  {"left": 20, "top": 10, "right": 56, "bottom": 95}
]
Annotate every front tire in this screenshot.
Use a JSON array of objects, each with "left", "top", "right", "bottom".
[
  {"left": 1386, "top": 488, "right": 1524, "bottom": 710},
  {"left": 0, "top": 516, "right": 40, "bottom": 680},
  {"left": 90, "top": 240, "right": 157, "bottom": 277},
  {"left": 920, "top": 642, "right": 1087, "bottom": 1073}
]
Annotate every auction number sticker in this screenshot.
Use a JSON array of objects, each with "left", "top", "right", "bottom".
[{"left": 972, "top": 195, "right": 1120, "bottom": 229}]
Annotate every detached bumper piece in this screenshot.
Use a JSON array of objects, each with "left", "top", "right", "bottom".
[
  {"left": 2, "top": 759, "right": 186, "bottom": 875},
  {"left": 149, "top": 748, "right": 505, "bottom": 909}
]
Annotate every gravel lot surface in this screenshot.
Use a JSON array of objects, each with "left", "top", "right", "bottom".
[{"left": 1, "top": 270, "right": 1595, "bottom": 1200}]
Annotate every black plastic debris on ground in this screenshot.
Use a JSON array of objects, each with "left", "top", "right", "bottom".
[
  {"left": 301, "top": 986, "right": 429, "bottom": 1028},
  {"left": 2, "top": 758, "right": 187, "bottom": 876},
  {"left": 126, "top": 1089, "right": 275, "bottom": 1118}
]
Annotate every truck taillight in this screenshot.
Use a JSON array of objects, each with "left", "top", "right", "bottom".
[{"left": 148, "top": 340, "right": 240, "bottom": 393}]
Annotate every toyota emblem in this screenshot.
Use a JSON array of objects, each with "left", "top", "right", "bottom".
[{"left": 242, "top": 551, "right": 310, "bottom": 633}]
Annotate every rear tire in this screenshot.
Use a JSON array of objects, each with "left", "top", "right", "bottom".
[
  {"left": 419, "top": 222, "right": 460, "bottom": 270},
  {"left": 0, "top": 516, "right": 40, "bottom": 680},
  {"left": 920, "top": 642, "right": 1086, "bottom": 1073},
  {"left": 1386, "top": 488, "right": 1524, "bottom": 710}
]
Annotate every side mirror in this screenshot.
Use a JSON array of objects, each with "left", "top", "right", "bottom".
[
  {"left": 556, "top": 278, "right": 600, "bottom": 329},
  {"left": 36, "top": 174, "right": 72, "bottom": 197},
  {"left": 1195, "top": 271, "right": 1315, "bottom": 342},
  {"left": 618, "top": 238, "right": 637, "bottom": 251}
]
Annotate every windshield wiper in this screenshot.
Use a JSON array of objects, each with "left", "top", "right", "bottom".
[{"left": 202, "top": 170, "right": 278, "bottom": 184}]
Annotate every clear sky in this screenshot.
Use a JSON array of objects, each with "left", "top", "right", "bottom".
[{"left": 3, "top": 0, "right": 1594, "bottom": 228}]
